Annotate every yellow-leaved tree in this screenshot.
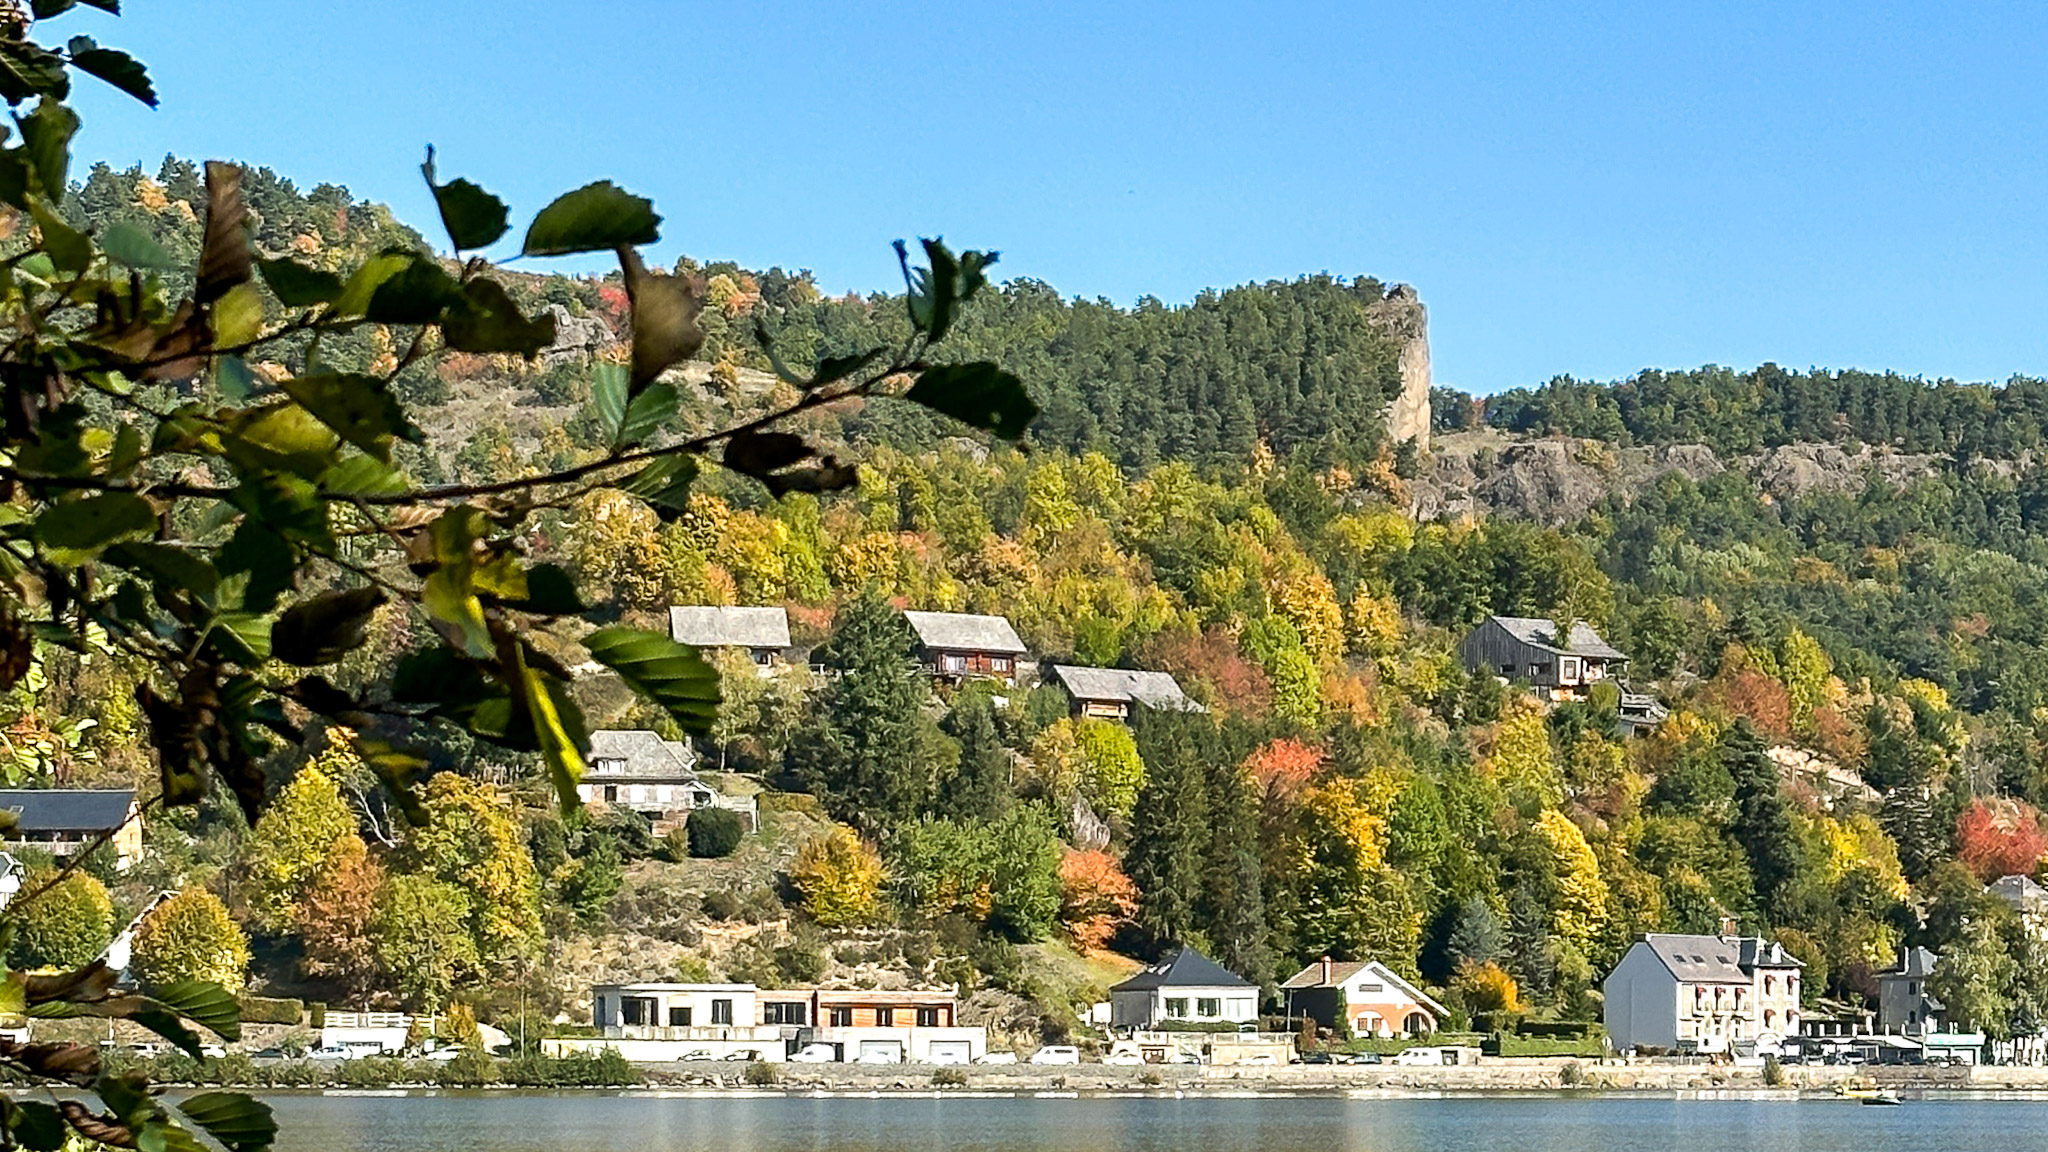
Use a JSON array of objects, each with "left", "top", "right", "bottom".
[
  {"left": 131, "top": 890, "right": 251, "bottom": 990},
  {"left": 241, "top": 741, "right": 359, "bottom": 933},
  {"left": 790, "top": 827, "right": 886, "bottom": 928},
  {"left": 1533, "top": 810, "right": 1609, "bottom": 954}
]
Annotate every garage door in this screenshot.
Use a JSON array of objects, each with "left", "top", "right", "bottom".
[
  {"left": 927, "top": 1041, "right": 972, "bottom": 1065},
  {"left": 857, "top": 1041, "right": 902, "bottom": 1063}
]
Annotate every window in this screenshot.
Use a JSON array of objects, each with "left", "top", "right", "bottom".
[
  {"left": 916, "top": 1007, "right": 941, "bottom": 1027},
  {"left": 1165, "top": 998, "right": 1189, "bottom": 1018},
  {"left": 764, "top": 1002, "right": 807, "bottom": 1025},
  {"left": 621, "top": 997, "right": 655, "bottom": 1026},
  {"left": 1910, "top": 981, "right": 1919, "bottom": 995},
  {"left": 1359, "top": 983, "right": 1384, "bottom": 993},
  {"left": 595, "top": 995, "right": 606, "bottom": 1022},
  {"left": 669, "top": 1006, "right": 692, "bottom": 1027},
  {"left": 1764, "top": 975, "right": 1774, "bottom": 995},
  {"left": 604, "top": 785, "right": 618, "bottom": 802},
  {"left": 752, "top": 650, "right": 771, "bottom": 666},
  {"left": 1197, "top": 998, "right": 1221, "bottom": 1018},
  {"left": 711, "top": 999, "right": 733, "bottom": 1025},
  {"left": 1560, "top": 657, "right": 1581, "bottom": 683},
  {"left": 943, "top": 653, "right": 966, "bottom": 672},
  {"left": 1499, "top": 663, "right": 1515, "bottom": 676},
  {"left": 876, "top": 1008, "right": 894, "bottom": 1027},
  {"left": 992, "top": 656, "right": 1012, "bottom": 673},
  {"left": 594, "top": 758, "right": 622, "bottom": 775},
  {"left": 828, "top": 1007, "right": 853, "bottom": 1027}
]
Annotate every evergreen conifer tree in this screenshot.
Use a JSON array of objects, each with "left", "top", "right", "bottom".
[
  {"left": 940, "top": 693, "right": 1014, "bottom": 822},
  {"left": 1126, "top": 708, "right": 1212, "bottom": 951}
]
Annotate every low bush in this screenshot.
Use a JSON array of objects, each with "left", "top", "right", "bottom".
[
  {"left": 436, "top": 1049, "right": 496, "bottom": 1088},
  {"left": 744, "top": 1061, "right": 779, "bottom": 1086},
  {"left": 931, "top": 1067, "right": 966, "bottom": 1088},
  {"left": 688, "top": 809, "right": 745, "bottom": 858},
  {"left": 237, "top": 995, "right": 306, "bottom": 1026}
]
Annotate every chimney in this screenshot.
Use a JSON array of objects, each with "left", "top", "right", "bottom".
[
  {"left": 1320, "top": 955, "right": 1334, "bottom": 985},
  {"left": 1718, "top": 915, "right": 1738, "bottom": 939}
]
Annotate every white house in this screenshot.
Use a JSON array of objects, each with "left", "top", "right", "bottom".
[
  {"left": 1109, "top": 946, "right": 1259, "bottom": 1030},
  {"left": 1603, "top": 931, "right": 1803, "bottom": 1053},
  {"left": 577, "top": 730, "right": 756, "bottom": 833},
  {"left": 551, "top": 982, "right": 984, "bottom": 1063},
  {"left": 1279, "top": 957, "right": 1446, "bottom": 1037}
]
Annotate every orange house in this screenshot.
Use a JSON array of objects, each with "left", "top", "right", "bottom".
[{"left": 1281, "top": 957, "right": 1446, "bottom": 1038}]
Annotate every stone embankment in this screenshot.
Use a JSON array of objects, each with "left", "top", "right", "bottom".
[{"left": 635, "top": 1058, "right": 2048, "bottom": 1095}]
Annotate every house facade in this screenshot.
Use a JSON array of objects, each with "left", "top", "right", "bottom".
[
  {"left": 578, "top": 730, "right": 757, "bottom": 833},
  {"left": 0, "top": 788, "right": 143, "bottom": 871},
  {"left": 1109, "top": 946, "right": 1260, "bottom": 1030},
  {"left": 1048, "top": 665, "right": 1201, "bottom": 722},
  {"left": 566, "top": 982, "right": 983, "bottom": 1063},
  {"left": 1458, "top": 615, "right": 1667, "bottom": 731},
  {"left": 903, "top": 611, "right": 1029, "bottom": 683},
  {"left": 1279, "top": 957, "right": 1445, "bottom": 1037},
  {"left": 1876, "top": 947, "right": 1946, "bottom": 1036},
  {"left": 1602, "top": 931, "right": 1803, "bottom": 1053},
  {"left": 668, "top": 605, "right": 793, "bottom": 668},
  {"left": 1988, "top": 874, "right": 2048, "bottom": 939}
]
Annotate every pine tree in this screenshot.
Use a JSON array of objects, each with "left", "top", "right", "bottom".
[
  {"left": 1724, "top": 720, "right": 1801, "bottom": 916},
  {"left": 1505, "top": 880, "right": 1556, "bottom": 1000},
  {"left": 941, "top": 693, "right": 1014, "bottom": 823},
  {"left": 1446, "top": 896, "right": 1506, "bottom": 969},
  {"left": 790, "top": 587, "right": 953, "bottom": 833},
  {"left": 1197, "top": 728, "right": 1273, "bottom": 988},
  {"left": 1125, "top": 708, "right": 1211, "bottom": 951}
]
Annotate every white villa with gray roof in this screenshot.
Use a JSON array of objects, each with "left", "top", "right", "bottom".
[{"left": 1603, "top": 931, "right": 1803, "bottom": 1053}]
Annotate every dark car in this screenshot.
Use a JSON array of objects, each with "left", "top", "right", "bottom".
[{"left": 1299, "top": 1051, "right": 1336, "bottom": 1064}]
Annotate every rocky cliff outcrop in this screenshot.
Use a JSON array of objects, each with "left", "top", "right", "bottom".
[{"left": 1364, "top": 284, "right": 1431, "bottom": 448}]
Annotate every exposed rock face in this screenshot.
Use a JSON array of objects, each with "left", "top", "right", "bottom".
[
  {"left": 1364, "top": 284, "right": 1431, "bottom": 448},
  {"left": 540, "top": 304, "right": 620, "bottom": 363}
]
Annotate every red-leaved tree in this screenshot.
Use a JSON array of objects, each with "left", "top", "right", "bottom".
[
  {"left": 1059, "top": 849, "right": 1137, "bottom": 952},
  {"left": 1956, "top": 798, "right": 2048, "bottom": 883}
]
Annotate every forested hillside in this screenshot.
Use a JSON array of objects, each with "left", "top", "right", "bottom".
[{"left": 26, "top": 157, "right": 2048, "bottom": 1049}]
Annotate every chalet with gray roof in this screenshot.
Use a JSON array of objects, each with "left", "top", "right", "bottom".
[
  {"left": 578, "top": 730, "right": 755, "bottom": 833},
  {"left": 1109, "top": 946, "right": 1259, "bottom": 1030},
  {"left": 1458, "top": 615, "right": 1666, "bottom": 731},
  {"left": 1603, "top": 930, "right": 1802, "bottom": 1053},
  {"left": 0, "top": 788, "right": 143, "bottom": 871},
  {"left": 1049, "top": 665, "right": 1202, "bottom": 721},
  {"left": 903, "top": 611, "right": 1029, "bottom": 683},
  {"left": 668, "top": 606, "right": 792, "bottom": 668}
]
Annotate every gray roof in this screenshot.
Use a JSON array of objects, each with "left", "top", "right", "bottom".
[
  {"left": 1050, "top": 665, "right": 1200, "bottom": 711},
  {"left": 587, "top": 730, "right": 700, "bottom": 781},
  {"left": 1488, "top": 616, "right": 1628, "bottom": 660},
  {"left": 0, "top": 789, "right": 135, "bottom": 834},
  {"left": 668, "top": 606, "right": 791, "bottom": 649},
  {"left": 1889, "top": 946, "right": 1939, "bottom": 979},
  {"left": 1110, "top": 946, "right": 1256, "bottom": 992},
  {"left": 1637, "top": 933, "right": 1798, "bottom": 983},
  {"left": 1988, "top": 873, "right": 2048, "bottom": 906},
  {"left": 902, "top": 611, "right": 1027, "bottom": 654}
]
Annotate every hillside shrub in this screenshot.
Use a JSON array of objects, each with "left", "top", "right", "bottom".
[
  {"left": 10, "top": 871, "right": 114, "bottom": 970},
  {"left": 744, "top": 1061, "right": 778, "bottom": 1086},
  {"left": 687, "top": 808, "right": 745, "bottom": 858},
  {"left": 238, "top": 995, "right": 306, "bottom": 1025}
]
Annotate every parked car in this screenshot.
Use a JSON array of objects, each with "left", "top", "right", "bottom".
[
  {"left": 927, "top": 1048, "right": 972, "bottom": 1066},
  {"left": 1392, "top": 1048, "right": 1443, "bottom": 1066},
  {"left": 722, "top": 1050, "right": 764, "bottom": 1062},
  {"left": 1299, "top": 1051, "right": 1336, "bottom": 1065},
  {"left": 1238, "top": 1052, "right": 1278, "bottom": 1066},
  {"left": 854, "top": 1048, "right": 902, "bottom": 1065},
  {"left": 974, "top": 1052, "right": 1019, "bottom": 1065},
  {"left": 308, "top": 1046, "right": 351, "bottom": 1060},
  {"left": 1029, "top": 1045, "right": 1081, "bottom": 1065},
  {"left": 789, "top": 1044, "right": 838, "bottom": 1064},
  {"left": 251, "top": 1048, "right": 285, "bottom": 1061},
  {"left": 1347, "top": 1052, "right": 1383, "bottom": 1065},
  {"left": 1164, "top": 1050, "right": 1201, "bottom": 1064},
  {"left": 676, "top": 1049, "right": 717, "bottom": 1062},
  {"left": 199, "top": 1044, "right": 227, "bottom": 1059},
  {"left": 1102, "top": 1049, "right": 1145, "bottom": 1066}
]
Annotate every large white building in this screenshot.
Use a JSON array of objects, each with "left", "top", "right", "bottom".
[
  {"left": 1603, "top": 931, "right": 1803, "bottom": 1053},
  {"left": 550, "top": 982, "right": 985, "bottom": 1064},
  {"left": 1109, "top": 947, "right": 1259, "bottom": 1030}
]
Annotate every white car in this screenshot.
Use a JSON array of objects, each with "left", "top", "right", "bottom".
[
  {"left": 308, "top": 1046, "right": 351, "bottom": 1060},
  {"left": 1029, "top": 1045, "right": 1081, "bottom": 1065},
  {"left": 1392, "top": 1047, "right": 1443, "bottom": 1066},
  {"left": 1102, "top": 1050, "right": 1145, "bottom": 1066},
  {"left": 789, "top": 1044, "right": 838, "bottom": 1064},
  {"left": 855, "top": 1048, "right": 902, "bottom": 1065},
  {"left": 676, "top": 1049, "right": 717, "bottom": 1062},
  {"left": 1237, "top": 1052, "right": 1277, "bottom": 1066},
  {"left": 974, "top": 1052, "right": 1019, "bottom": 1065}
]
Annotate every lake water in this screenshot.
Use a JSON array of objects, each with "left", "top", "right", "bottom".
[{"left": 263, "top": 1091, "right": 2048, "bottom": 1152}]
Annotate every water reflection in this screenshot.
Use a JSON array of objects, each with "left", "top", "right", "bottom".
[{"left": 264, "top": 1092, "right": 2048, "bottom": 1152}]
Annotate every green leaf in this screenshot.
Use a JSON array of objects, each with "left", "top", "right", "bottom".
[
  {"left": 271, "top": 586, "right": 386, "bottom": 666},
  {"left": 37, "top": 492, "right": 154, "bottom": 553},
  {"left": 903, "top": 361, "right": 1037, "bottom": 440},
  {"left": 212, "top": 281, "right": 265, "bottom": 347},
  {"left": 516, "top": 645, "right": 586, "bottom": 810},
  {"left": 29, "top": 198, "right": 88, "bottom": 274},
  {"left": 318, "top": 454, "right": 407, "bottom": 496},
  {"left": 522, "top": 181, "right": 660, "bottom": 256},
  {"left": 65, "top": 38, "right": 155, "bottom": 108},
  {"left": 214, "top": 356, "right": 255, "bottom": 403},
  {"left": 617, "top": 380, "right": 676, "bottom": 449},
  {"left": 151, "top": 980, "right": 242, "bottom": 1041},
  {"left": 101, "top": 220, "right": 173, "bottom": 269},
  {"left": 108, "top": 542, "right": 219, "bottom": 601},
  {"left": 216, "top": 521, "right": 294, "bottom": 613},
  {"left": 616, "top": 454, "right": 696, "bottom": 519},
  {"left": 353, "top": 731, "right": 430, "bottom": 824},
  {"left": 441, "top": 277, "right": 554, "bottom": 356},
  {"left": 10, "top": 1101, "right": 67, "bottom": 1152},
  {"left": 15, "top": 98, "right": 75, "bottom": 194},
  {"left": 813, "top": 347, "right": 885, "bottom": 388},
  {"left": 330, "top": 249, "right": 416, "bottom": 317},
  {"left": 0, "top": 44, "right": 68, "bottom": 108},
  {"left": 207, "top": 611, "right": 273, "bottom": 666},
  {"left": 255, "top": 256, "right": 342, "bottom": 307},
  {"left": 130, "top": 1006, "right": 205, "bottom": 1058},
  {"left": 364, "top": 254, "right": 459, "bottom": 324},
  {"left": 177, "top": 1092, "right": 275, "bottom": 1152},
  {"left": 30, "top": 1, "right": 78, "bottom": 18},
  {"left": 582, "top": 626, "right": 720, "bottom": 734},
  {"left": 420, "top": 146, "right": 509, "bottom": 252},
  {"left": 587, "top": 360, "right": 629, "bottom": 443},
  {"left": 422, "top": 568, "right": 491, "bottom": 661},
  {"left": 280, "top": 372, "right": 422, "bottom": 462}
]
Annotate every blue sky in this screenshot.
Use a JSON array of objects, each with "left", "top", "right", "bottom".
[{"left": 53, "top": 0, "right": 2048, "bottom": 394}]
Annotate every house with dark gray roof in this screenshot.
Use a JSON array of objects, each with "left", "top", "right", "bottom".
[
  {"left": 1109, "top": 946, "right": 1259, "bottom": 1030},
  {"left": 1048, "top": 665, "right": 1201, "bottom": 721},
  {"left": 1458, "top": 615, "right": 1666, "bottom": 731},
  {"left": 1602, "top": 930, "right": 1803, "bottom": 1053},
  {"left": 577, "top": 730, "right": 755, "bottom": 833},
  {"left": 669, "top": 606, "right": 793, "bottom": 668},
  {"left": 0, "top": 788, "right": 143, "bottom": 871},
  {"left": 902, "top": 611, "right": 1029, "bottom": 683}
]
